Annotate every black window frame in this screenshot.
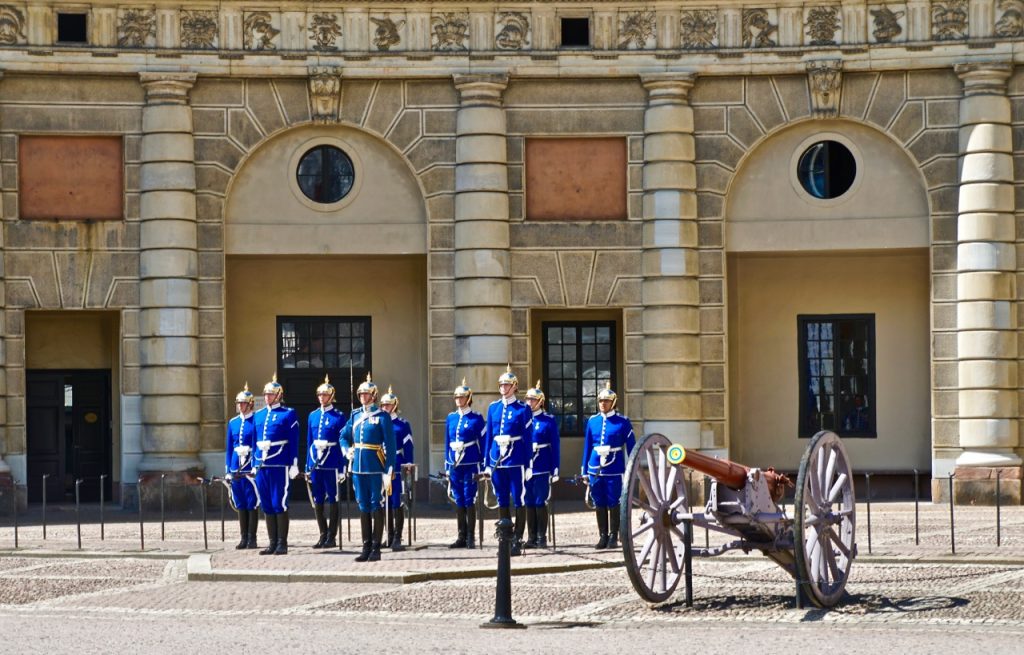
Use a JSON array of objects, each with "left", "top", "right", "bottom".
[
  {"left": 276, "top": 315, "right": 372, "bottom": 375},
  {"left": 797, "top": 313, "right": 876, "bottom": 439},
  {"left": 295, "top": 145, "right": 356, "bottom": 204},
  {"left": 541, "top": 320, "right": 617, "bottom": 437}
]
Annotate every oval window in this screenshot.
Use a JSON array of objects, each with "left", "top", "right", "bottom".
[
  {"left": 796, "top": 140, "right": 856, "bottom": 199},
  {"left": 296, "top": 145, "right": 355, "bottom": 204}
]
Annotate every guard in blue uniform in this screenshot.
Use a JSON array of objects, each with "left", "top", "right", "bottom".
[
  {"left": 225, "top": 383, "right": 260, "bottom": 549},
  {"left": 523, "top": 381, "right": 560, "bottom": 549},
  {"left": 445, "top": 379, "right": 485, "bottom": 549},
  {"left": 253, "top": 374, "right": 300, "bottom": 555},
  {"left": 306, "top": 375, "right": 347, "bottom": 550},
  {"left": 485, "top": 366, "right": 534, "bottom": 555},
  {"left": 380, "top": 386, "right": 413, "bottom": 551},
  {"left": 581, "top": 381, "right": 636, "bottom": 550},
  {"left": 339, "top": 374, "right": 397, "bottom": 562}
]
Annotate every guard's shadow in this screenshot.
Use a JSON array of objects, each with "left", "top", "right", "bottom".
[{"left": 654, "top": 592, "right": 969, "bottom": 620}]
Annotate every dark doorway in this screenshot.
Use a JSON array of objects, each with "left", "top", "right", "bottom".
[{"left": 26, "top": 370, "right": 112, "bottom": 503}]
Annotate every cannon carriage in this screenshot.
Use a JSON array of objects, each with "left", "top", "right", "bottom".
[{"left": 619, "top": 430, "right": 857, "bottom": 608}]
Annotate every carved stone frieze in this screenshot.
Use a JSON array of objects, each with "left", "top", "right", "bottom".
[
  {"left": 371, "top": 15, "right": 404, "bottom": 51},
  {"left": 742, "top": 9, "right": 778, "bottom": 48},
  {"left": 932, "top": 0, "right": 968, "bottom": 40},
  {"left": 618, "top": 10, "right": 656, "bottom": 49},
  {"left": 995, "top": 0, "right": 1024, "bottom": 37},
  {"left": 117, "top": 8, "right": 156, "bottom": 48},
  {"left": 869, "top": 5, "right": 905, "bottom": 42},
  {"left": 309, "top": 67, "right": 341, "bottom": 124},
  {"left": 805, "top": 6, "right": 841, "bottom": 46},
  {"left": 680, "top": 9, "right": 717, "bottom": 49},
  {"left": 807, "top": 59, "right": 842, "bottom": 118},
  {"left": 432, "top": 12, "right": 469, "bottom": 51},
  {"left": 0, "top": 5, "right": 26, "bottom": 45},
  {"left": 180, "top": 9, "right": 218, "bottom": 50},
  {"left": 495, "top": 11, "right": 530, "bottom": 50},
  {"left": 243, "top": 11, "right": 279, "bottom": 51},
  {"left": 308, "top": 13, "right": 342, "bottom": 52}
]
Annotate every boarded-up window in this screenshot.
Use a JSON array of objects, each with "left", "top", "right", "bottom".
[
  {"left": 19, "top": 136, "right": 123, "bottom": 220},
  {"left": 525, "top": 137, "right": 627, "bottom": 221}
]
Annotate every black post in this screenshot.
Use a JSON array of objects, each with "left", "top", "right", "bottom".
[
  {"left": 481, "top": 517, "right": 525, "bottom": 629},
  {"left": 913, "top": 468, "right": 920, "bottom": 546},
  {"left": 406, "top": 469, "right": 413, "bottom": 547},
  {"left": 346, "top": 475, "right": 352, "bottom": 541},
  {"left": 75, "top": 479, "right": 82, "bottom": 550},
  {"left": 865, "top": 473, "right": 872, "bottom": 555},
  {"left": 683, "top": 518, "right": 693, "bottom": 608},
  {"left": 160, "top": 474, "right": 166, "bottom": 542},
  {"left": 42, "top": 473, "right": 48, "bottom": 541},
  {"left": 703, "top": 476, "right": 710, "bottom": 549},
  {"left": 100, "top": 474, "right": 106, "bottom": 541},
  {"left": 12, "top": 480, "right": 18, "bottom": 550},
  {"left": 138, "top": 476, "right": 145, "bottom": 551},
  {"left": 336, "top": 476, "right": 343, "bottom": 550},
  {"left": 996, "top": 469, "right": 1002, "bottom": 547},
  {"left": 948, "top": 473, "right": 955, "bottom": 555},
  {"left": 550, "top": 498, "right": 557, "bottom": 550},
  {"left": 220, "top": 482, "right": 226, "bottom": 542},
  {"left": 478, "top": 478, "right": 485, "bottom": 547},
  {"left": 201, "top": 483, "right": 208, "bottom": 551}
]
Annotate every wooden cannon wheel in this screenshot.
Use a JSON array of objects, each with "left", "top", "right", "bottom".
[
  {"left": 794, "top": 430, "right": 857, "bottom": 608},
  {"left": 619, "top": 433, "right": 689, "bottom": 603}
]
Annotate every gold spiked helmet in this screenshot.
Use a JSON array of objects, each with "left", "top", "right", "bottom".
[
  {"left": 316, "top": 374, "right": 336, "bottom": 404},
  {"left": 597, "top": 380, "right": 617, "bottom": 409},
  {"left": 380, "top": 385, "right": 399, "bottom": 412},
  {"left": 356, "top": 372, "right": 378, "bottom": 400},
  {"left": 497, "top": 364, "right": 518, "bottom": 388},
  {"left": 263, "top": 373, "right": 284, "bottom": 402},
  {"left": 525, "top": 379, "right": 545, "bottom": 407},
  {"left": 235, "top": 382, "right": 255, "bottom": 407},
  {"left": 453, "top": 377, "right": 473, "bottom": 405}
]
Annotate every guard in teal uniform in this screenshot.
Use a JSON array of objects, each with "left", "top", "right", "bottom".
[
  {"left": 339, "top": 374, "right": 397, "bottom": 562},
  {"left": 523, "top": 381, "right": 560, "bottom": 549},
  {"left": 225, "top": 383, "right": 259, "bottom": 549},
  {"left": 305, "top": 375, "right": 347, "bottom": 550},
  {"left": 484, "top": 366, "right": 534, "bottom": 555},
  {"left": 253, "top": 374, "right": 300, "bottom": 555},
  {"left": 581, "top": 381, "right": 635, "bottom": 550},
  {"left": 380, "top": 386, "right": 413, "bottom": 551},
  {"left": 445, "top": 379, "right": 485, "bottom": 549}
]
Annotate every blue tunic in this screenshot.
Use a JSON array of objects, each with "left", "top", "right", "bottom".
[
  {"left": 485, "top": 398, "right": 534, "bottom": 469},
  {"left": 225, "top": 412, "right": 259, "bottom": 511},
  {"left": 253, "top": 403, "right": 300, "bottom": 514},
  {"left": 387, "top": 415, "right": 414, "bottom": 508},
  {"left": 529, "top": 411, "right": 561, "bottom": 475},
  {"left": 306, "top": 404, "right": 347, "bottom": 505},
  {"left": 581, "top": 411, "right": 636, "bottom": 477},
  {"left": 445, "top": 409, "right": 486, "bottom": 508},
  {"left": 339, "top": 405, "right": 397, "bottom": 513}
]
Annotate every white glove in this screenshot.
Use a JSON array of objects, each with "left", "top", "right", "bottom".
[
  {"left": 551, "top": 469, "right": 559, "bottom": 483},
  {"left": 525, "top": 468, "right": 533, "bottom": 481},
  {"left": 346, "top": 447, "right": 355, "bottom": 460},
  {"left": 288, "top": 465, "right": 299, "bottom": 480},
  {"left": 382, "top": 472, "right": 392, "bottom": 494},
  {"left": 337, "top": 471, "right": 347, "bottom": 483},
  {"left": 225, "top": 473, "right": 234, "bottom": 481},
  {"left": 484, "top": 467, "right": 492, "bottom": 477}
]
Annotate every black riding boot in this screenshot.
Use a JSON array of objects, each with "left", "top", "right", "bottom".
[
  {"left": 449, "top": 507, "right": 467, "bottom": 548},
  {"left": 386, "top": 505, "right": 395, "bottom": 550},
  {"left": 236, "top": 510, "right": 249, "bottom": 550},
  {"left": 259, "top": 513, "right": 278, "bottom": 555},
  {"left": 594, "top": 507, "right": 610, "bottom": 550},
  {"left": 524, "top": 507, "right": 539, "bottom": 548},
  {"left": 392, "top": 506, "right": 406, "bottom": 551},
  {"left": 465, "top": 505, "right": 476, "bottom": 549},
  {"left": 511, "top": 506, "right": 526, "bottom": 556},
  {"left": 323, "top": 502, "right": 338, "bottom": 549},
  {"left": 607, "top": 507, "right": 620, "bottom": 549},
  {"left": 312, "top": 504, "right": 328, "bottom": 548},
  {"left": 369, "top": 509, "right": 385, "bottom": 561},
  {"left": 536, "top": 506, "right": 549, "bottom": 548},
  {"left": 355, "top": 512, "right": 372, "bottom": 562},
  {"left": 274, "top": 512, "right": 289, "bottom": 555},
  {"left": 246, "top": 510, "right": 259, "bottom": 548}
]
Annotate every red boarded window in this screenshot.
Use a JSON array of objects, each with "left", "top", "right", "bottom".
[{"left": 19, "top": 135, "right": 124, "bottom": 220}]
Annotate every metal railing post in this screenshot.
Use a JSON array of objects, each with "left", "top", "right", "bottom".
[
  {"left": 865, "top": 472, "right": 872, "bottom": 555},
  {"left": 41, "top": 474, "right": 48, "bottom": 541},
  {"left": 138, "top": 476, "right": 145, "bottom": 551},
  {"left": 75, "top": 479, "right": 83, "bottom": 550},
  {"left": 913, "top": 468, "right": 920, "bottom": 546},
  {"left": 948, "top": 473, "right": 956, "bottom": 555},
  {"left": 100, "top": 474, "right": 107, "bottom": 541},
  {"left": 160, "top": 474, "right": 166, "bottom": 542}
]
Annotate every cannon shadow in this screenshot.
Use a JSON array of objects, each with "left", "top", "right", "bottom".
[{"left": 653, "top": 592, "right": 969, "bottom": 619}]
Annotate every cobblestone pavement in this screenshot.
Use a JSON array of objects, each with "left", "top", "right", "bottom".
[{"left": 1, "top": 503, "right": 1023, "bottom": 652}]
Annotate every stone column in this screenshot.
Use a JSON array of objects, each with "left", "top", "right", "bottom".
[
  {"left": 136, "top": 73, "right": 203, "bottom": 495},
  {"left": 640, "top": 74, "right": 701, "bottom": 446},
  {"left": 0, "top": 70, "right": 8, "bottom": 487},
  {"left": 953, "top": 62, "right": 1021, "bottom": 504},
  {"left": 453, "top": 74, "right": 511, "bottom": 390}
]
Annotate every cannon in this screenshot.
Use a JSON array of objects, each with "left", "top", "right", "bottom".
[{"left": 620, "top": 430, "right": 856, "bottom": 608}]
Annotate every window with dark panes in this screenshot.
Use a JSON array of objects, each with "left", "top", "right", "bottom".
[
  {"left": 277, "top": 316, "right": 370, "bottom": 373},
  {"left": 798, "top": 315, "right": 875, "bottom": 438},
  {"left": 543, "top": 321, "right": 616, "bottom": 436}
]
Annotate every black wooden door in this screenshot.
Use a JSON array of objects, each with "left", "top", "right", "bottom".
[{"left": 26, "top": 372, "right": 65, "bottom": 502}]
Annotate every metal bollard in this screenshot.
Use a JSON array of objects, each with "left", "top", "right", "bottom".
[
  {"left": 703, "top": 476, "right": 710, "bottom": 549},
  {"left": 100, "top": 474, "right": 106, "bottom": 541},
  {"left": 75, "top": 479, "right": 83, "bottom": 550},
  {"left": 42, "top": 474, "right": 48, "bottom": 541},
  {"left": 996, "top": 469, "right": 1002, "bottom": 548},
  {"left": 160, "top": 474, "right": 166, "bottom": 542},
  {"left": 12, "top": 480, "right": 18, "bottom": 550},
  {"left": 336, "top": 476, "right": 343, "bottom": 550},
  {"left": 201, "top": 483, "right": 209, "bottom": 551},
  {"left": 220, "top": 483, "right": 226, "bottom": 542},
  {"left": 478, "top": 479, "right": 485, "bottom": 548},
  {"left": 138, "top": 476, "right": 145, "bottom": 551},
  {"left": 865, "top": 473, "right": 872, "bottom": 555},
  {"left": 913, "top": 468, "right": 920, "bottom": 546},
  {"left": 683, "top": 518, "right": 693, "bottom": 608},
  {"left": 481, "top": 518, "right": 525, "bottom": 630},
  {"left": 948, "top": 473, "right": 956, "bottom": 555},
  {"left": 550, "top": 498, "right": 557, "bottom": 550},
  {"left": 346, "top": 476, "right": 353, "bottom": 541}
]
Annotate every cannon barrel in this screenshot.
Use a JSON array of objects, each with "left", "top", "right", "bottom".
[{"left": 671, "top": 447, "right": 748, "bottom": 490}]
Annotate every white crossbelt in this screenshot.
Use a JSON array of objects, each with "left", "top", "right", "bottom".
[
  {"left": 595, "top": 445, "right": 622, "bottom": 469},
  {"left": 256, "top": 439, "right": 288, "bottom": 461},
  {"left": 451, "top": 439, "right": 477, "bottom": 467},
  {"left": 494, "top": 435, "right": 521, "bottom": 463},
  {"left": 530, "top": 442, "right": 550, "bottom": 468}
]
